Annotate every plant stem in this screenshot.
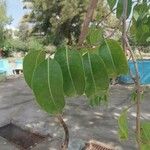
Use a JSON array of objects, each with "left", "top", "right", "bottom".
[
  {"left": 136, "top": 82, "right": 141, "bottom": 150},
  {"left": 122, "top": 0, "right": 141, "bottom": 149},
  {"left": 57, "top": 115, "right": 69, "bottom": 150},
  {"left": 126, "top": 25, "right": 142, "bottom": 150},
  {"left": 96, "top": 8, "right": 116, "bottom": 28},
  {"left": 122, "top": 0, "right": 128, "bottom": 52}
]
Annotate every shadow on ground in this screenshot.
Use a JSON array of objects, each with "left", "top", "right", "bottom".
[{"left": 0, "top": 77, "right": 150, "bottom": 150}]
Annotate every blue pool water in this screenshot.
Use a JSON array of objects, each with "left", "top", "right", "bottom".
[
  {"left": 119, "top": 60, "right": 150, "bottom": 85},
  {"left": 0, "top": 59, "right": 9, "bottom": 75},
  {"left": 0, "top": 59, "right": 23, "bottom": 76}
]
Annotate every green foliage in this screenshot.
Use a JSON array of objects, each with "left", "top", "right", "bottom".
[
  {"left": 23, "top": 50, "right": 46, "bottom": 88},
  {"left": 141, "top": 144, "right": 150, "bottom": 150},
  {"left": 22, "top": 0, "right": 88, "bottom": 45},
  {"left": 4, "top": 38, "right": 27, "bottom": 52},
  {"left": 27, "top": 37, "right": 44, "bottom": 51},
  {"left": 0, "top": 0, "right": 10, "bottom": 47},
  {"left": 23, "top": 28, "right": 128, "bottom": 115},
  {"left": 55, "top": 46, "right": 85, "bottom": 97},
  {"left": 116, "top": 0, "right": 132, "bottom": 19},
  {"left": 32, "top": 59, "right": 65, "bottom": 114},
  {"left": 131, "top": 91, "right": 137, "bottom": 102},
  {"left": 107, "top": 0, "right": 116, "bottom": 10},
  {"left": 99, "top": 39, "right": 128, "bottom": 77},
  {"left": 118, "top": 110, "right": 128, "bottom": 140},
  {"left": 130, "top": 3, "right": 150, "bottom": 46},
  {"left": 131, "top": 90, "right": 144, "bottom": 102},
  {"left": 22, "top": 0, "right": 114, "bottom": 45},
  {"left": 83, "top": 52, "right": 109, "bottom": 106},
  {"left": 17, "top": 22, "right": 30, "bottom": 41},
  {"left": 3, "top": 36, "right": 44, "bottom": 53},
  {"left": 141, "top": 122, "right": 150, "bottom": 148},
  {"left": 86, "top": 27, "right": 103, "bottom": 46}
]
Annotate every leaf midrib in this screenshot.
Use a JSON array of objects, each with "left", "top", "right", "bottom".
[
  {"left": 105, "top": 40, "right": 117, "bottom": 73},
  {"left": 66, "top": 48, "right": 76, "bottom": 94},
  {"left": 47, "top": 59, "right": 59, "bottom": 112},
  {"left": 31, "top": 50, "right": 43, "bottom": 88},
  {"left": 88, "top": 53, "right": 97, "bottom": 95}
]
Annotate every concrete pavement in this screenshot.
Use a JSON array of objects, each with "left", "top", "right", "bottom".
[{"left": 0, "top": 77, "right": 149, "bottom": 150}]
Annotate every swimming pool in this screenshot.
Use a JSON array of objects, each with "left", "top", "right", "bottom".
[
  {"left": 119, "top": 60, "right": 150, "bottom": 85},
  {"left": 0, "top": 59, "right": 23, "bottom": 76}
]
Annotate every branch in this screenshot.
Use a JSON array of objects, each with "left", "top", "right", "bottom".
[
  {"left": 106, "top": 19, "right": 121, "bottom": 38},
  {"left": 122, "top": 0, "right": 128, "bottom": 52},
  {"left": 96, "top": 8, "right": 116, "bottom": 28},
  {"left": 78, "top": 0, "right": 98, "bottom": 46},
  {"left": 122, "top": 1, "right": 142, "bottom": 149},
  {"left": 57, "top": 115, "right": 69, "bottom": 150}
]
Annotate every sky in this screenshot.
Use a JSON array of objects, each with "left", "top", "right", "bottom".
[{"left": 6, "top": 0, "right": 27, "bottom": 29}]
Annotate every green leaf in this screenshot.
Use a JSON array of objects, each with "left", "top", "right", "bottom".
[
  {"left": 23, "top": 50, "right": 45, "bottom": 88},
  {"left": 55, "top": 46, "right": 85, "bottom": 97},
  {"left": 98, "top": 39, "right": 128, "bottom": 77},
  {"left": 141, "top": 122, "right": 150, "bottom": 145},
  {"left": 107, "top": 0, "right": 116, "bottom": 10},
  {"left": 141, "top": 144, "right": 150, "bottom": 150},
  {"left": 133, "top": 3, "right": 150, "bottom": 21},
  {"left": 116, "top": 0, "right": 132, "bottom": 19},
  {"left": 32, "top": 58, "right": 65, "bottom": 114},
  {"left": 130, "top": 17, "right": 150, "bottom": 46},
  {"left": 83, "top": 52, "right": 109, "bottom": 106},
  {"left": 89, "top": 94, "right": 108, "bottom": 107},
  {"left": 86, "top": 27, "right": 103, "bottom": 45},
  {"left": 131, "top": 91, "right": 137, "bottom": 102},
  {"left": 118, "top": 110, "right": 128, "bottom": 140}
]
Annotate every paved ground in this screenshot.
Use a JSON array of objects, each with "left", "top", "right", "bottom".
[{"left": 0, "top": 77, "right": 149, "bottom": 150}]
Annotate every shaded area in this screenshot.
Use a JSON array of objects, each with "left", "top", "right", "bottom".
[{"left": 0, "top": 123, "right": 47, "bottom": 150}]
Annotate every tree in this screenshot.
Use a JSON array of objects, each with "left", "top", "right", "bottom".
[
  {"left": 0, "top": 0, "right": 10, "bottom": 47},
  {"left": 22, "top": 0, "right": 117, "bottom": 46},
  {"left": 17, "top": 22, "right": 30, "bottom": 41}
]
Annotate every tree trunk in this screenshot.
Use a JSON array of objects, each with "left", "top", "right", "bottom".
[{"left": 78, "top": 0, "right": 98, "bottom": 46}]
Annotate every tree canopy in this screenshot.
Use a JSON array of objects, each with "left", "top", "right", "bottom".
[
  {"left": 22, "top": 0, "right": 117, "bottom": 46},
  {"left": 0, "top": 0, "right": 10, "bottom": 47}
]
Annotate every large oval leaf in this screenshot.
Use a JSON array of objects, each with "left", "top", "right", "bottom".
[
  {"left": 99, "top": 39, "right": 128, "bottom": 77},
  {"left": 23, "top": 50, "right": 45, "bottom": 88},
  {"left": 55, "top": 47, "right": 85, "bottom": 97},
  {"left": 116, "top": 0, "right": 132, "bottom": 19},
  {"left": 32, "top": 58, "right": 65, "bottom": 114},
  {"left": 83, "top": 52, "right": 109, "bottom": 106}
]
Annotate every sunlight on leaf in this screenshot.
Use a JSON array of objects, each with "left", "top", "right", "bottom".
[
  {"left": 83, "top": 52, "right": 109, "bottom": 106},
  {"left": 55, "top": 46, "right": 85, "bottom": 97},
  {"left": 99, "top": 39, "right": 128, "bottom": 77},
  {"left": 23, "top": 50, "right": 45, "bottom": 88},
  {"left": 32, "top": 58, "right": 65, "bottom": 114}
]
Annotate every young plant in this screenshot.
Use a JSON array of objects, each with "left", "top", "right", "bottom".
[
  {"left": 23, "top": 0, "right": 150, "bottom": 149},
  {"left": 23, "top": 34, "right": 128, "bottom": 149}
]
